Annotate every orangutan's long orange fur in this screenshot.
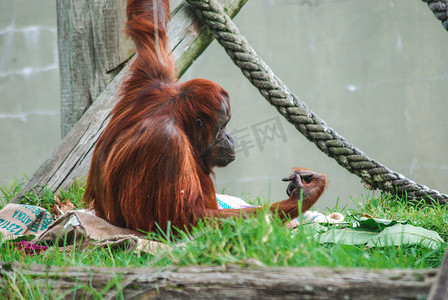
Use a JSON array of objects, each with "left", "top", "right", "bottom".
[{"left": 84, "top": 0, "right": 327, "bottom": 232}]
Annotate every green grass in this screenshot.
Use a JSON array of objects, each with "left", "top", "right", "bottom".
[
  {"left": 0, "top": 179, "right": 447, "bottom": 298},
  {"left": 0, "top": 178, "right": 86, "bottom": 212}
]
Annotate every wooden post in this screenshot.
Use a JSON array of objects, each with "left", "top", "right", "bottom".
[
  {"left": 428, "top": 249, "right": 448, "bottom": 299},
  {"left": 11, "top": 0, "right": 248, "bottom": 202},
  {"left": 57, "top": 0, "right": 133, "bottom": 137}
]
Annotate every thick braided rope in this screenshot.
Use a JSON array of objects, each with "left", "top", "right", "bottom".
[
  {"left": 185, "top": 0, "right": 448, "bottom": 204},
  {"left": 422, "top": 0, "right": 448, "bottom": 31}
]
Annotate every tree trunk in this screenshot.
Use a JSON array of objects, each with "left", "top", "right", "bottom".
[
  {"left": 11, "top": 0, "right": 248, "bottom": 203},
  {"left": 0, "top": 263, "right": 436, "bottom": 299}
]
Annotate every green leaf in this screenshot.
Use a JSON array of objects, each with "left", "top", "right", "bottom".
[
  {"left": 353, "top": 216, "right": 407, "bottom": 231},
  {"left": 366, "top": 224, "right": 445, "bottom": 250},
  {"left": 317, "top": 223, "right": 445, "bottom": 250},
  {"left": 317, "top": 227, "right": 378, "bottom": 245}
]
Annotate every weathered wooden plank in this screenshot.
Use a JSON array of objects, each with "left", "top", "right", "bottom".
[
  {"left": 12, "top": 0, "right": 248, "bottom": 202},
  {"left": 57, "top": 0, "right": 132, "bottom": 137},
  {"left": 0, "top": 263, "right": 436, "bottom": 299}
]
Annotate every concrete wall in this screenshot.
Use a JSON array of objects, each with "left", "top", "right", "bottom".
[
  {"left": 1, "top": 0, "right": 447, "bottom": 210},
  {"left": 0, "top": 0, "right": 60, "bottom": 186}
]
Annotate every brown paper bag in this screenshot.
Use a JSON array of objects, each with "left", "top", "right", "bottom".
[
  {"left": 0, "top": 204, "right": 167, "bottom": 254},
  {"left": 35, "top": 210, "right": 167, "bottom": 255}
]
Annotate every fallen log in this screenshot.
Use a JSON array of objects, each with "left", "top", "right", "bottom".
[
  {"left": 0, "top": 263, "right": 436, "bottom": 299},
  {"left": 11, "top": 0, "right": 248, "bottom": 203}
]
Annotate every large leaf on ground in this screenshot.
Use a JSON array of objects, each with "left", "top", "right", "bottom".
[
  {"left": 353, "top": 216, "right": 407, "bottom": 231},
  {"left": 317, "top": 227, "right": 377, "bottom": 245},
  {"left": 366, "top": 224, "right": 444, "bottom": 250},
  {"left": 317, "top": 224, "right": 444, "bottom": 249}
]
